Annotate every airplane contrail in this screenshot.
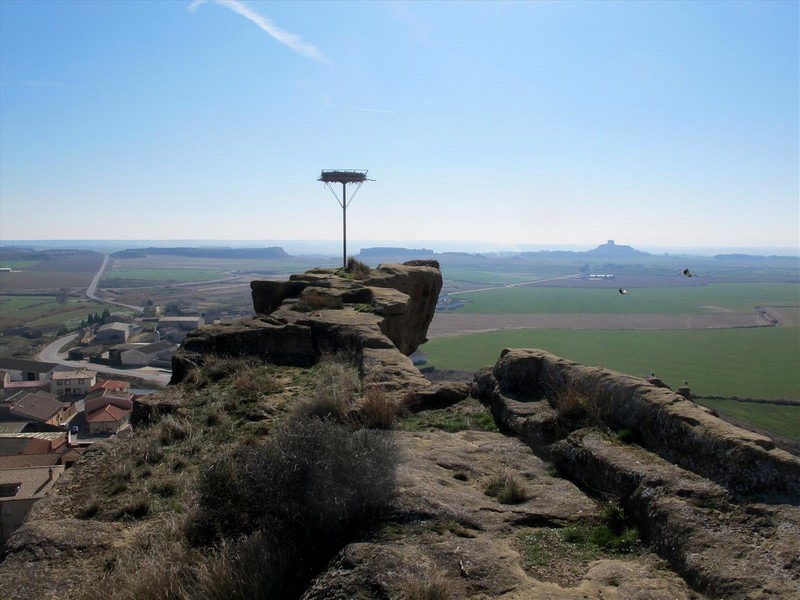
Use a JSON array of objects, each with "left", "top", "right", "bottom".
[{"left": 189, "top": 0, "right": 331, "bottom": 65}]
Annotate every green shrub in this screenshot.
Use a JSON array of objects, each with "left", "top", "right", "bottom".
[{"left": 561, "top": 501, "right": 640, "bottom": 553}]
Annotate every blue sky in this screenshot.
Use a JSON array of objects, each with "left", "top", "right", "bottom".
[{"left": 1, "top": 0, "right": 797, "bottom": 250}]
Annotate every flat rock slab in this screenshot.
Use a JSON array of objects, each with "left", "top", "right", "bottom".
[{"left": 303, "top": 431, "right": 704, "bottom": 599}]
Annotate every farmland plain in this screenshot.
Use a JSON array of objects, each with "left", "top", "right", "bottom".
[
  {"left": 421, "top": 327, "right": 800, "bottom": 400},
  {"left": 448, "top": 282, "right": 799, "bottom": 315}
]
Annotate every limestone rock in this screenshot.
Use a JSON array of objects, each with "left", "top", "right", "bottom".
[{"left": 481, "top": 348, "right": 800, "bottom": 497}]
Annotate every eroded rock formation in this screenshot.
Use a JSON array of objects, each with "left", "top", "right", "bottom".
[
  {"left": 175, "top": 262, "right": 443, "bottom": 395},
  {"left": 472, "top": 348, "right": 800, "bottom": 599}
]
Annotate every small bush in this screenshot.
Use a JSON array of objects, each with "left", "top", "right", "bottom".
[
  {"left": 551, "top": 384, "right": 590, "bottom": 419},
  {"left": 293, "top": 288, "right": 344, "bottom": 312},
  {"left": 190, "top": 418, "right": 399, "bottom": 546},
  {"left": 187, "top": 418, "right": 398, "bottom": 598},
  {"left": 195, "top": 530, "right": 301, "bottom": 600},
  {"left": 344, "top": 256, "right": 371, "bottom": 280},
  {"left": 484, "top": 472, "right": 528, "bottom": 504}
]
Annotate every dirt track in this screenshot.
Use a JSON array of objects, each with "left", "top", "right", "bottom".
[{"left": 427, "top": 311, "right": 775, "bottom": 339}]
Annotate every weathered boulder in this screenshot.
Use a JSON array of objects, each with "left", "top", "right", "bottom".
[
  {"left": 480, "top": 348, "right": 800, "bottom": 498},
  {"left": 250, "top": 280, "right": 306, "bottom": 314},
  {"left": 170, "top": 316, "right": 316, "bottom": 383},
  {"left": 362, "top": 263, "right": 442, "bottom": 354}
]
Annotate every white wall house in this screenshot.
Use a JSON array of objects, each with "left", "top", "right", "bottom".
[{"left": 49, "top": 369, "right": 97, "bottom": 397}]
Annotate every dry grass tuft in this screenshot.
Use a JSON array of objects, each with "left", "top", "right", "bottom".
[
  {"left": 356, "top": 386, "right": 398, "bottom": 429},
  {"left": 294, "top": 288, "right": 344, "bottom": 312},
  {"left": 400, "top": 569, "right": 452, "bottom": 600},
  {"left": 484, "top": 472, "right": 528, "bottom": 504}
]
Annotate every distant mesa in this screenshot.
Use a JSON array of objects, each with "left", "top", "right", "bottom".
[
  {"left": 358, "top": 247, "right": 436, "bottom": 258},
  {"left": 110, "top": 247, "right": 290, "bottom": 260}
]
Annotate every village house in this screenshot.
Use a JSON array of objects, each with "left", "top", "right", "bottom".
[
  {"left": 0, "top": 358, "right": 58, "bottom": 383},
  {"left": 0, "top": 465, "right": 64, "bottom": 544},
  {"left": 49, "top": 369, "right": 97, "bottom": 397},
  {"left": 0, "top": 432, "right": 67, "bottom": 456},
  {"left": 157, "top": 316, "right": 204, "bottom": 342},
  {"left": 85, "top": 394, "right": 133, "bottom": 435},
  {"left": 0, "top": 392, "right": 75, "bottom": 427},
  {"left": 0, "top": 379, "right": 51, "bottom": 399},
  {"left": 92, "top": 322, "right": 131, "bottom": 344},
  {"left": 108, "top": 341, "right": 177, "bottom": 367},
  {"left": 88, "top": 380, "right": 130, "bottom": 395}
]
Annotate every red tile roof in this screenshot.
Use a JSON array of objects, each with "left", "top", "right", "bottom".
[
  {"left": 89, "top": 380, "right": 130, "bottom": 393},
  {"left": 86, "top": 404, "right": 130, "bottom": 423}
]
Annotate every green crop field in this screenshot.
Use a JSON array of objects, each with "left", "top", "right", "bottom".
[
  {"left": 0, "top": 260, "right": 39, "bottom": 269},
  {"left": 694, "top": 398, "right": 800, "bottom": 441},
  {"left": 444, "top": 266, "right": 578, "bottom": 286},
  {"left": 421, "top": 326, "right": 800, "bottom": 400},
  {"left": 0, "top": 295, "right": 129, "bottom": 329},
  {"left": 100, "top": 268, "right": 225, "bottom": 285},
  {"left": 450, "top": 283, "right": 799, "bottom": 315}
]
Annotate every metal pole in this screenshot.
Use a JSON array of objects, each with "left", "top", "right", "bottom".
[{"left": 342, "top": 182, "right": 347, "bottom": 268}]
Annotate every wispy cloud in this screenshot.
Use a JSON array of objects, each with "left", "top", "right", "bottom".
[
  {"left": 350, "top": 107, "right": 396, "bottom": 114},
  {"left": 0, "top": 79, "right": 67, "bottom": 88},
  {"left": 189, "top": 0, "right": 330, "bottom": 65}
]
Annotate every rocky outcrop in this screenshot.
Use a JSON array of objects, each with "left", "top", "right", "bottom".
[
  {"left": 174, "top": 263, "right": 442, "bottom": 396},
  {"left": 472, "top": 347, "right": 800, "bottom": 599},
  {"left": 250, "top": 262, "right": 442, "bottom": 356},
  {"left": 477, "top": 348, "right": 800, "bottom": 497},
  {"left": 303, "top": 431, "right": 702, "bottom": 600}
]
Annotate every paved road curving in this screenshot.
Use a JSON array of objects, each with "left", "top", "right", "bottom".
[
  {"left": 38, "top": 334, "right": 171, "bottom": 387},
  {"left": 86, "top": 253, "right": 143, "bottom": 312}
]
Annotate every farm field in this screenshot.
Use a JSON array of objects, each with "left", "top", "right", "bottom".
[
  {"left": 449, "top": 282, "right": 800, "bottom": 315},
  {"left": 0, "top": 296, "right": 130, "bottom": 330},
  {"left": 694, "top": 398, "right": 800, "bottom": 442},
  {"left": 100, "top": 268, "right": 227, "bottom": 286},
  {"left": 420, "top": 326, "right": 800, "bottom": 401},
  {"left": 0, "top": 250, "right": 104, "bottom": 291}
]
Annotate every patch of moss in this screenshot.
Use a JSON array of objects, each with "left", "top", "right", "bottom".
[{"left": 397, "top": 397, "right": 498, "bottom": 433}]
